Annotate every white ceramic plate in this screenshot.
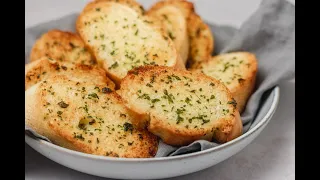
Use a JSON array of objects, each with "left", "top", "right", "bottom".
[{"left": 25, "top": 86, "right": 280, "bottom": 180}]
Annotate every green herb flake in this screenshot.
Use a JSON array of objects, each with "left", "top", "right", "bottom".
[
  {"left": 94, "top": 87, "right": 100, "bottom": 92},
  {"left": 202, "top": 119, "right": 210, "bottom": 125},
  {"left": 134, "top": 29, "right": 139, "bottom": 36},
  {"left": 185, "top": 97, "right": 191, "bottom": 104},
  {"left": 168, "top": 31, "right": 175, "bottom": 40},
  {"left": 58, "top": 101, "right": 69, "bottom": 108},
  {"left": 128, "top": 141, "right": 134, "bottom": 146},
  {"left": 89, "top": 119, "right": 96, "bottom": 125},
  {"left": 151, "top": 99, "right": 160, "bottom": 103},
  {"left": 163, "top": 89, "right": 173, "bottom": 104},
  {"left": 102, "top": 87, "right": 113, "bottom": 93},
  {"left": 74, "top": 133, "right": 85, "bottom": 141},
  {"left": 227, "top": 98, "right": 237, "bottom": 108},
  {"left": 238, "top": 78, "right": 245, "bottom": 83},
  {"left": 109, "top": 62, "right": 118, "bottom": 69},
  {"left": 123, "top": 122, "right": 133, "bottom": 132},
  {"left": 69, "top": 42, "right": 76, "bottom": 49},
  {"left": 176, "top": 115, "right": 184, "bottom": 124},
  {"left": 88, "top": 93, "right": 99, "bottom": 99}
]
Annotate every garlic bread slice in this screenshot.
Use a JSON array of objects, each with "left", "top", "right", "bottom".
[
  {"left": 84, "top": 0, "right": 145, "bottom": 15},
  {"left": 148, "top": 0, "right": 195, "bottom": 18},
  {"left": 191, "top": 52, "right": 258, "bottom": 113},
  {"left": 25, "top": 75, "right": 158, "bottom": 158},
  {"left": 118, "top": 65, "right": 243, "bottom": 146},
  {"left": 147, "top": 0, "right": 214, "bottom": 67},
  {"left": 146, "top": 5, "right": 189, "bottom": 65},
  {"left": 187, "top": 13, "right": 214, "bottom": 67},
  {"left": 76, "top": 1, "right": 184, "bottom": 86},
  {"left": 30, "top": 30, "right": 97, "bottom": 66},
  {"left": 25, "top": 57, "right": 115, "bottom": 90}
]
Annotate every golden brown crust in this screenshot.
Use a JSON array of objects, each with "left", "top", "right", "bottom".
[
  {"left": 187, "top": 13, "right": 214, "bottom": 67},
  {"left": 146, "top": 5, "right": 189, "bottom": 65},
  {"left": 147, "top": 0, "right": 195, "bottom": 18},
  {"left": 147, "top": 0, "right": 214, "bottom": 67},
  {"left": 25, "top": 57, "right": 115, "bottom": 90},
  {"left": 213, "top": 110, "right": 243, "bottom": 142},
  {"left": 25, "top": 75, "right": 158, "bottom": 158},
  {"left": 30, "top": 30, "right": 97, "bottom": 66},
  {"left": 118, "top": 65, "right": 243, "bottom": 146},
  {"left": 76, "top": 1, "right": 183, "bottom": 87},
  {"left": 84, "top": 0, "right": 145, "bottom": 15},
  {"left": 191, "top": 52, "right": 258, "bottom": 113}
]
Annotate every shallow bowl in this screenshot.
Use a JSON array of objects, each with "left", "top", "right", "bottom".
[{"left": 25, "top": 86, "right": 280, "bottom": 179}]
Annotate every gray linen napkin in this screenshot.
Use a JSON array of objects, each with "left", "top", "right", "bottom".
[{"left": 25, "top": 0, "right": 295, "bottom": 157}]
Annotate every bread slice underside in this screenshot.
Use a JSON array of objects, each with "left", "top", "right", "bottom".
[
  {"left": 25, "top": 75, "right": 158, "bottom": 158},
  {"left": 191, "top": 52, "right": 258, "bottom": 113},
  {"left": 30, "top": 29, "right": 97, "bottom": 66},
  {"left": 118, "top": 65, "right": 243, "bottom": 146},
  {"left": 25, "top": 57, "right": 115, "bottom": 90}
]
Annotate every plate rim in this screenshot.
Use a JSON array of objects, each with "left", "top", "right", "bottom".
[{"left": 25, "top": 86, "right": 280, "bottom": 162}]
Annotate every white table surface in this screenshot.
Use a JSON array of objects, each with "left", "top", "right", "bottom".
[{"left": 25, "top": 0, "right": 295, "bottom": 179}]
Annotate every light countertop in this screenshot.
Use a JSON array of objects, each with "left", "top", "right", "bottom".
[{"left": 25, "top": 1, "right": 295, "bottom": 179}]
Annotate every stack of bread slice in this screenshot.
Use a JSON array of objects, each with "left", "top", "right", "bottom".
[
  {"left": 25, "top": 0, "right": 257, "bottom": 158},
  {"left": 147, "top": 0, "right": 214, "bottom": 67}
]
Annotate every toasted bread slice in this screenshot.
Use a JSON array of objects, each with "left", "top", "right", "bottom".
[
  {"left": 25, "top": 57, "right": 115, "bottom": 90},
  {"left": 76, "top": 1, "right": 184, "bottom": 86},
  {"left": 187, "top": 13, "right": 214, "bottom": 67},
  {"left": 25, "top": 75, "right": 158, "bottom": 158},
  {"left": 191, "top": 52, "right": 258, "bottom": 113},
  {"left": 146, "top": 5, "right": 189, "bottom": 65},
  {"left": 30, "top": 30, "right": 97, "bottom": 66},
  {"left": 147, "top": 0, "right": 214, "bottom": 67},
  {"left": 83, "top": 0, "right": 145, "bottom": 15},
  {"left": 118, "top": 65, "right": 243, "bottom": 146},
  {"left": 148, "top": 0, "right": 195, "bottom": 19}
]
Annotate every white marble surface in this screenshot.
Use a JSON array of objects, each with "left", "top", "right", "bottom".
[{"left": 25, "top": 0, "right": 295, "bottom": 179}]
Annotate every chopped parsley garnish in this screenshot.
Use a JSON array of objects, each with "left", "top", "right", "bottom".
[
  {"left": 102, "top": 87, "right": 113, "bottom": 93},
  {"left": 109, "top": 62, "right": 118, "bottom": 69},
  {"left": 123, "top": 122, "right": 133, "bottom": 132},
  {"left": 88, "top": 93, "right": 99, "bottom": 99},
  {"left": 58, "top": 101, "right": 69, "bottom": 108}
]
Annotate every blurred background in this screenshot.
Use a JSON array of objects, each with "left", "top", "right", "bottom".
[{"left": 25, "top": 0, "right": 295, "bottom": 29}]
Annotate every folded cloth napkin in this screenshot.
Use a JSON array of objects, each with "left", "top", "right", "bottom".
[{"left": 25, "top": 0, "right": 295, "bottom": 157}]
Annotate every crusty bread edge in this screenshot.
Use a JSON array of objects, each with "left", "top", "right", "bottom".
[
  {"left": 25, "top": 82, "right": 90, "bottom": 153},
  {"left": 118, "top": 65, "right": 243, "bottom": 146},
  {"left": 187, "top": 13, "right": 214, "bottom": 67},
  {"left": 76, "top": 2, "right": 185, "bottom": 87},
  {"left": 229, "top": 53, "right": 258, "bottom": 113},
  {"left": 25, "top": 77, "right": 158, "bottom": 157}
]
